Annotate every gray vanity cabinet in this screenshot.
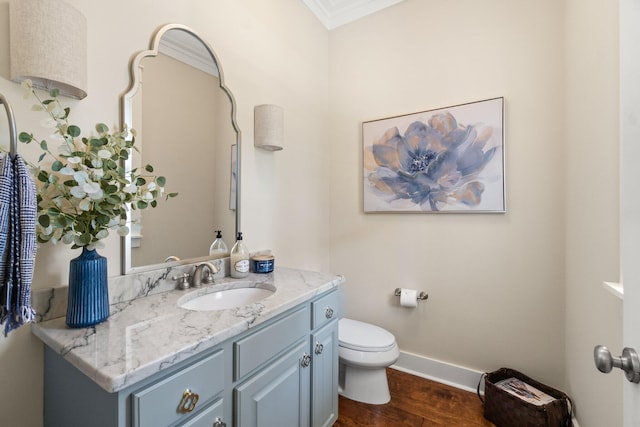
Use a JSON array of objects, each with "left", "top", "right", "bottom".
[
  {"left": 310, "top": 290, "right": 340, "bottom": 427},
  {"left": 311, "top": 320, "right": 339, "bottom": 427},
  {"left": 234, "top": 339, "right": 311, "bottom": 426},
  {"left": 42, "top": 287, "right": 340, "bottom": 427}
]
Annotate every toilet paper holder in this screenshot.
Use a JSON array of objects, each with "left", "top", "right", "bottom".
[{"left": 394, "top": 288, "right": 429, "bottom": 301}]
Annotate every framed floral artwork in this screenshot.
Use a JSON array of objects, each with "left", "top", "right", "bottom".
[{"left": 363, "top": 97, "right": 505, "bottom": 213}]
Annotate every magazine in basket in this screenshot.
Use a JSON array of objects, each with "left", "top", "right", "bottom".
[{"left": 495, "top": 377, "right": 556, "bottom": 406}]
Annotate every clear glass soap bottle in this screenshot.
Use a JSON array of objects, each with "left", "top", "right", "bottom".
[
  {"left": 209, "top": 230, "right": 228, "bottom": 256},
  {"left": 230, "top": 232, "right": 250, "bottom": 278}
]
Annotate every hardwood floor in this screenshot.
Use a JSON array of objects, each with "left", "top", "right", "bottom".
[{"left": 334, "top": 368, "right": 495, "bottom": 426}]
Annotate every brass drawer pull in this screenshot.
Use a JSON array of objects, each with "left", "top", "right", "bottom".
[{"left": 178, "top": 389, "right": 199, "bottom": 413}]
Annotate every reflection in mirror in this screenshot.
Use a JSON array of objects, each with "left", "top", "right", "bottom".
[{"left": 121, "top": 24, "right": 240, "bottom": 274}]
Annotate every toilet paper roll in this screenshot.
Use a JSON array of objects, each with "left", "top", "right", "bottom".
[{"left": 400, "top": 288, "right": 418, "bottom": 308}]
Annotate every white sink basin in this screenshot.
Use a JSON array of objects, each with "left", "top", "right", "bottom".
[{"left": 178, "top": 283, "right": 275, "bottom": 311}]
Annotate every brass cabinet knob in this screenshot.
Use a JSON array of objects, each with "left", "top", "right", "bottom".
[{"left": 178, "top": 389, "right": 199, "bottom": 413}]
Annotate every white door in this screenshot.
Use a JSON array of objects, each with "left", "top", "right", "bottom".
[{"left": 620, "top": 0, "right": 640, "bottom": 425}]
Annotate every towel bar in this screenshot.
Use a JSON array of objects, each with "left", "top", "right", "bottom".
[{"left": 0, "top": 93, "right": 18, "bottom": 157}]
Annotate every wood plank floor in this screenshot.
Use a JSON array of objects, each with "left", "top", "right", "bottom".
[{"left": 334, "top": 368, "right": 495, "bottom": 426}]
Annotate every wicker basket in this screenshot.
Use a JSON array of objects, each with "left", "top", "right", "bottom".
[{"left": 477, "top": 368, "right": 572, "bottom": 427}]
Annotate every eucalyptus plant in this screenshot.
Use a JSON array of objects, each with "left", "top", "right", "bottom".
[{"left": 18, "top": 80, "right": 177, "bottom": 250}]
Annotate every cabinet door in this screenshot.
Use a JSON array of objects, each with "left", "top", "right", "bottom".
[
  {"left": 311, "top": 319, "right": 339, "bottom": 427},
  {"left": 234, "top": 340, "right": 311, "bottom": 427}
]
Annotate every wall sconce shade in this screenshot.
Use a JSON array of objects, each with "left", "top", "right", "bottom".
[
  {"left": 10, "top": 0, "right": 88, "bottom": 99},
  {"left": 254, "top": 104, "right": 283, "bottom": 151}
]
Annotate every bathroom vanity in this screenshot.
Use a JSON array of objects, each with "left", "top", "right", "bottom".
[{"left": 32, "top": 267, "right": 343, "bottom": 427}]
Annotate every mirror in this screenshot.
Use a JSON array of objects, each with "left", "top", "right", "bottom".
[{"left": 121, "top": 24, "right": 241, "bottom": 274}]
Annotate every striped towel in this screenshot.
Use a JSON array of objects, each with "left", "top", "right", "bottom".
[
  {"left": 0, "top": 153, "right": 10, "bottom": 296},
  {"left": 0, "top": 153, "right": 37, "bottom": 335}
]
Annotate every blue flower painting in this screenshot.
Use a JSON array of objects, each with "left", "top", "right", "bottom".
[{"left": 363, "top": 97, "right": 504, "bottom": 212}]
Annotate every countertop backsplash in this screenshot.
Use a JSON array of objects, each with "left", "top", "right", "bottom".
[{"left": 31, "top": 257, "right": 229, "bottom": 322}]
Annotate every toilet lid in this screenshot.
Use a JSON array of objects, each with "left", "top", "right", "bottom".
[{"left": 339, "top": 318, "right": 396, "bottom": 352}]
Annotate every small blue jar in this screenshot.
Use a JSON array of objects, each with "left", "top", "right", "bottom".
[{"left": 251, "top": 255, "right": 274, "bottom": 274}]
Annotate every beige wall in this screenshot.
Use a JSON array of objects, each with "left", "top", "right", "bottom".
[
  {"left": 0, "top": 0, "right": 623, "bottom": 426},
  {"left": 330, "top": 0, "right": 566, "bottom": 382},
  {"left": 0, "top": 0, "right": 329, "bottom": 425},
  {"left": 330, "top": 1, "right": 620, "bottom": 425}
]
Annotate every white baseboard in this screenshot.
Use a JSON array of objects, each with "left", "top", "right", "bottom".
[
  {"left": 390, "top": 351, "right": 580, "bottom": 427},
  {"left": 390, "top": 350, "right": 484, "bottom": 394}
]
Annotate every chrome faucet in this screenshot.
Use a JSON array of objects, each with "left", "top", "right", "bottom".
[{"left": 192, "top": 262, "right": 219, "bottom": 287}]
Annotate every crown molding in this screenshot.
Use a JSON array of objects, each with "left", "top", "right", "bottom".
[
  {"left": 158, "top": 31, "right": 219, "bottom": 77},
  {"left": 302, "top": 0, "right": 404, "bottom": 30}
]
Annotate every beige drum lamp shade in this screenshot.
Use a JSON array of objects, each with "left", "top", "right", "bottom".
[
  {"left": 254, "top": 104, "right": 284, "bottom": 151},
  {"left": 10, "top": 0, "right": 87, "bottom": 99}
]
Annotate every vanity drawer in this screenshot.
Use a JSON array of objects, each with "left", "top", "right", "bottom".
[
  {"left": 312, "top": 290, "right": 340, "bottom": 329},
  {"left": 234, "top": 305, "right": 310, "bottom": 381},
  {"left": 181, "top": 397, "right": 225, "bottom": 427},
  {"left": 132, "top": 350, "right": 224, "bottom": 427}
]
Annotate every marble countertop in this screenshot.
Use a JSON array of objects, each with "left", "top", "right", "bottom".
[{"left": 32, "top": 267, "right": 344, "bottom": 393}]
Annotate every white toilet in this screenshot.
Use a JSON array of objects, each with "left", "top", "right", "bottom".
[{"left": 338, "top": 318, "right": 400, "bottom": 405}]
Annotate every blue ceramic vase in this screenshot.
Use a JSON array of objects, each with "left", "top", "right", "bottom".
[{"left": 66, "top": 247, "right": 110, "bottom": 328}]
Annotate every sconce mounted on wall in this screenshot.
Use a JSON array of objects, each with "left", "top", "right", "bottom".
[
  {"left": 254, "top": 104, "right": 284, "bottom": 151},
  {"left": 10, "top": 0, "right": 88, "bottom": 100}
]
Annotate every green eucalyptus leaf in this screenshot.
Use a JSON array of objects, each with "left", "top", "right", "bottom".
[
  {"left": 40, "top": 140, "right": 48, "bottom": 151},
  {"left": 38, "top": 153, "right": 46, "bottom": 162},
  {"left": 52, "top": 160, "right": 64, "bottom": 171},
  {"left": 49, "top": 88, "right": 60, "bottom": 97},
  {"left": 145, "top": 165, "right": 154, "bottom": 173},
  {"left": 156, "top": 176, "right": 166, "bottom": 187},
  {"left": 150, "top": 200, "right": 157, "bottom": 208},
  {"left": 105, "top": 185, "right": 118, "bottom": 194},
  {"left": 38, "top": 215, "right": 50, "bottom": 227},
  {"left": 96, "top": 214, "right": 110, "bottom": 225},
  {"left": 19, "top": 132, "right": 32, "bottom": 143},
  {"left": 37, "top": 171, "right": 48, "bottom": 183},
  {"left": 68, "top": 125, "right": 81, "bottom": 137},
  {"left": 137, "top": 200, "right": 148, "bottom": 209},
  {"left": 96, "top": 123, "right": 109, "bottom": 134}
]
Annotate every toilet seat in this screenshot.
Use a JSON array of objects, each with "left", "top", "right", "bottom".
[{"left": 339, "top": 318, "right": 396, "bottom": 352}]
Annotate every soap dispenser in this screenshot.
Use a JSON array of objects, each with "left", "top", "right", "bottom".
[
  {"left": 230, "top": 232, "right": 250, "bottom": 278},
  {"left": 209, "top": 230, "right": 228, "bottom": 256}
]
